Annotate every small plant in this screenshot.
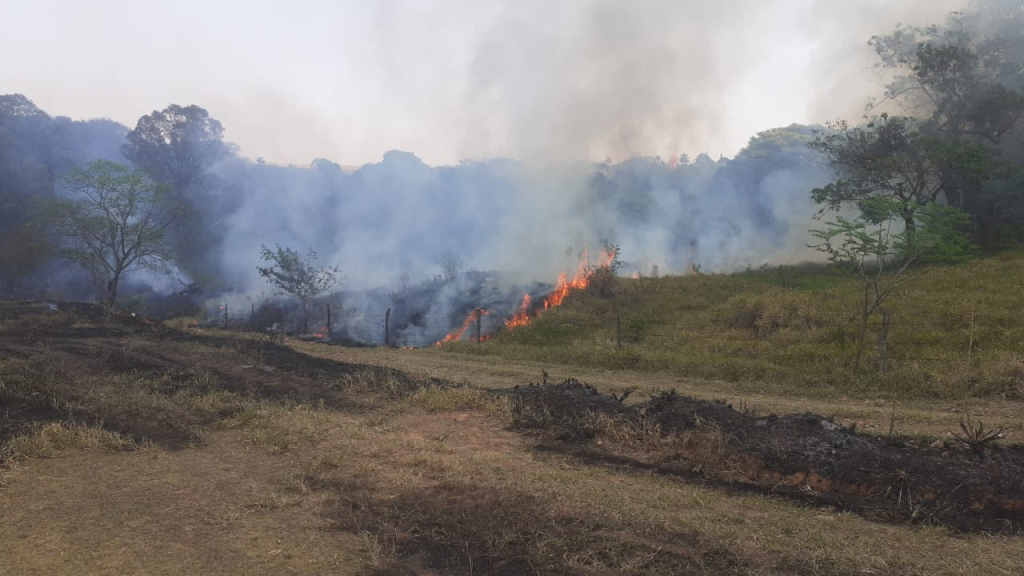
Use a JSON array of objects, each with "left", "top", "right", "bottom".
[
  {"left": 610, "top": 387, "right": 636, "bottom": 404},
  {"left": 953, "top": 416, "right": 1008, "bottom": 453}
]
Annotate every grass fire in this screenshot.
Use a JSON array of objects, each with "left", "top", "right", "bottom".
[{"left": 3, "top": 0, "right": 1024, "bottom": 574}]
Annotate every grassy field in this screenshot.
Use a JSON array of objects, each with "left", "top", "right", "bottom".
[
  {"left": 2, "top": 300, "right": 1023, "bottom": 574},
  {"left": 442, "top": 250, "right": 1024, "bottom": 400}
]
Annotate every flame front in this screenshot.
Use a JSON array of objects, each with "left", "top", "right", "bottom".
[
  {"left": 504, "top": 294, "right": 532, "bottom": 328},
  {"left": 513, "top": 244, "right": 616, "bottom": 327},
  {"left": 436, "top": 309, "right": 491, "bottom": 345},
  {"left": 434, "top": 245, "right": 616, "bottom": 346}
]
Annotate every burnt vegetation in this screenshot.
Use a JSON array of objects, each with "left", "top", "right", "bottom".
[
  {"left": 2, "top": 1, "right": 1024, "bottom": 574},
  {"left": 505, "top": 378, "right": 1023, "bottom": 534}
]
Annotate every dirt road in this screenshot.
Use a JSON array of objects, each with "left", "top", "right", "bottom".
[{"left": 294, "top": 342, "right": 1024, "bottom": 443}]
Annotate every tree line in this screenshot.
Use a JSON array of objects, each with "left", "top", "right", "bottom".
[{"left": 0, "top": 0, "right": 1021, "bottom": 334}]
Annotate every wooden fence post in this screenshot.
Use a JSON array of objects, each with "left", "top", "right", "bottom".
[
  {"left": 327, "top": 303, "right": 332, "bottom": 339},
  {"left": 250, "top": 303, "right": 255, "bottom": 332},
  {"left": 385, "top": 308, "right": 391, "bottom": 347},
  {"left": 475, "top": 308, "right": 482, "bottom": 344}
]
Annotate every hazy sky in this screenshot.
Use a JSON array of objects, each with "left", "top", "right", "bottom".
[{"left": 2, "top": 0, "right": 965, "bottom": 166}]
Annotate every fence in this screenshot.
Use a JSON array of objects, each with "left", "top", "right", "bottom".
[{"left": 203, "top": 302, "right": 1020, "bottom": 376}]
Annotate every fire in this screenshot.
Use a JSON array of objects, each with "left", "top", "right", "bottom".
[
  {"left": 313, "top": 325, "right": 328, "bottom": 339},
  {"left": 512, "top": 244, "right": 616, "bottom": 327},
  {"left": 543, "top": 246, "right": 599, "bottom": 310},
  {"left": 434, "top": 245, "right": 617, "bottom": 345},
  {"left": 504, "top": 294, "right": 532, "bottom": 328},
  {"left": 436, "top": 308, "right": 491, "bottom": 345}
]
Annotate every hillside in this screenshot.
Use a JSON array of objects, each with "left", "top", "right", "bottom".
[{"left": 442, "top": 251, "right": 1024, "bottom": 400}]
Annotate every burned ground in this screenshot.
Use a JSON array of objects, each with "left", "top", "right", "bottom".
[
  {"left": 505, "top": 379, "right": 1024, "bottom": 533},
  {"left": 3, "top": 300, "right": 1024, "bottom": 575}
]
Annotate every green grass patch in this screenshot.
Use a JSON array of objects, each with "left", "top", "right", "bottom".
[{"left": 440, "top": 251, "right": 1024, "bottom": 400}]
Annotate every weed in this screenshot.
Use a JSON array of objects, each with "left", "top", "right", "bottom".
[{"left": 953, "top": 416, "right": 1009, "bottom": 453}]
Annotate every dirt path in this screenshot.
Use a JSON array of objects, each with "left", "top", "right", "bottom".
[{"left": 293, "top": 342, "right": 1024, "bottom": 443}]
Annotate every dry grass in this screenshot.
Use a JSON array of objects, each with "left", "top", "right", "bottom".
[
  {"left": 1, "top": 422, "right": 140, "bottom": 463},
  {"left": 3, "top": 300, "right": 1024, "bottom": 575},
  {"left": 236, "top": 403, "right": 334, "bottom": 453}
]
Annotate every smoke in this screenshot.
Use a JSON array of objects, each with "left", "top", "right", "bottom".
[
  {"left": 199, "top": 122, "right": 832, "bottom": 346},
  {"left": 451, "top": 0, "right": 965, "bottom": 164},
  {"left": 5, "top": 0, "right": 1004, "bottom": 342}
]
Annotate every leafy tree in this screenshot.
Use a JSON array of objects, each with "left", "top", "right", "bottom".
[
  {"left": 0, "top": 95, "right": 56, "bottom": 290},
  {"left": 809, "top": 114, "right": 993, "bottom": 242},
  {"left": 50, "top": 161, "right": 179, "bottom": 308},
  {"left": 868, "top": 4, "right": 1024, "bottom": 222},
  {"left": 871, "top": 28, "right": 1024, "bottom": 143},
  {"left": 121, "top": 104, "right": 235, "bottom": 194},
  {"left": 257, "top": 245, "right": 340, "bottom": 332},
  {"left": 810, "top": 196, "right": 974, "bottom": 370},
  {"left": 121, "top": 104, "right": 237, "bottom": 287}
]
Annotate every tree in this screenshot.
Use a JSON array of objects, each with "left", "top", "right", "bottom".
[
  {"left": 809, "top": 114, "right": 993, "bottom": 242},
  {"left": 868, "top": 5, "right": 1024, "bottom": 221},
  {"left": 121, "top": 104, "right": 237, "bottom": 287},
  {"left": 434, "top": 251, "right": 463, "bottom": 282},
  {"left": 810, "top": 196, "right": 974, "bottom": 370},
  {"left": 257, "top": 245, "right": 340, "bottom": 332},
  {"left": 0, "top": 95, "right": 55, "bottom": 290},
  {"left": 121, "top": 104, "right": 235, "bottom": 194},
  {"left": 50, "top": 161, "right": 179, "bottom": 308}
]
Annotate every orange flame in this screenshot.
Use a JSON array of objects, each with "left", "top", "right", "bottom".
[
  {"left": 504, "top": 294, "right": 532, "bottom": 328},
  {"left": 511, "top": 244, "right": 616, "bottom": 328},
  {"left": 436, "top": 309, "right": 491, "bottom": 345},
  {"left": 434, "top": 245, "right": 617, "bottom": 344},
  {"left": 313, "top": 325, "right": 328, "bottom": 339}
]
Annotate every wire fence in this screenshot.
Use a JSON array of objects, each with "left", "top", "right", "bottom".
[{"left": 202, "top": 302, "right": 1022, "bottom": 372}]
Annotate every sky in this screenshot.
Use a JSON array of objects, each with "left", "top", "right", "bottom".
[{"left": 2, "top": 0, "right": 966, "bottom": 166}]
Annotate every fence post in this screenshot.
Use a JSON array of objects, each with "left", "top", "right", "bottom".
[
  {"left": 327, "top": 303, "right": 332, "bottom": 339},
  {"left": 250, "top": 303, "right": 255, "bottom": 332},
  {"left": 385, "top": 308, "right": 391, "bottom": 347},
  {"left": 616, "top": 307, "right": 623, "bottom": 350},
  {"left": 475, "top": 308, "right": 482, "bottom": 344}
]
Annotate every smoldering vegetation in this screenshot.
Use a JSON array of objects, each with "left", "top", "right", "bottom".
[
  {"left": 2, "top": 0, "right": 1022, "bottom": 346},
  {"left": 0, "top": 94, "right": 832, "bottom": 344}
]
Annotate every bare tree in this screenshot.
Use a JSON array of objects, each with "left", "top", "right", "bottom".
[
  {"left": 434, "top": 251, "right": 463, "bottom": 282},
  {"left": 51, "top": 161, "right": 179, "bottom": 308}
]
